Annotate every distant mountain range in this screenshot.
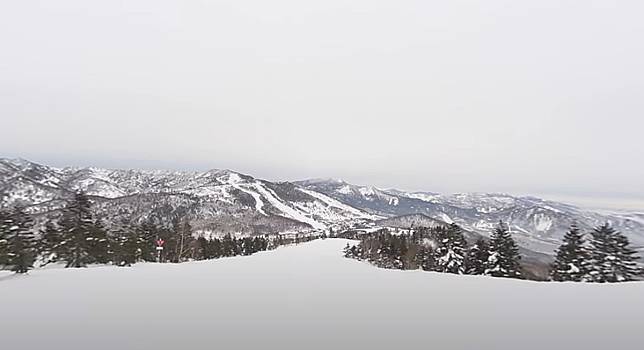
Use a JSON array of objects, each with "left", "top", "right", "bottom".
[
  {"left": 297, "top": 178, "right": 644, "bottom": 254},
  {"left": 2, "top": 158, "right": 643, "bottom": 258}
]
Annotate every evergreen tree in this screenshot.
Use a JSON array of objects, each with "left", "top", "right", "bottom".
[
  {"left": 465, "top": 239, "right": 489, "bottom": 275},
  {"left": 39, "top": 221, "right": 63, "bottom": 265},
  {"left": 86, "top": 219, "right": 110, "bottom": 264},
  {"left": 0, "top": 209, "right": 9, "bottom": 268},
  {"left": 394, "top": 236, "right": 408, "bottom": 269},
  {"left": 435, "top": 224, "right": 467, "bottom": 274},
  {"left": 4, "top": 207, "right": 36, "bottom": 273},
  {"left": 57, "top": 192, "right": 100, "bottom": 267},
  {"left": 209, "top": 238, "right": 223, "bottom": 259},
  {"left": 343, "top": 243, "right": 353, "bottom": 258},
  {"left": 222, "top": 234, "right": 235, "bottom": 257},
  {"left": 586, "top": 224, "right": 641, "bottom": 282},
  {"left": 350, "top": 245, "right": 362, "bottom": 260},
  {"left": 610, "top": 232, "right": 642, "bottom": 281},
  {"left": 242, "top": 237, "right": 254, "bottom": 256},
  {"left": 550, "top": 225, "right": 589, "bottom": 282},
  {"left": 254, "top": 237, "right": 268, "bottom": 252},
  {"left": 135, "top": 221, "right": 159, "bottom": 262},
  {"left": 485, "top": 221, "right": 522, "bottom": 279},
  {"left": 111, "top": 222, "right": 138, "bottom": 266},
  {"left": 415, "top": 245, "right": 435, "bottom": 271},
  {"left": 232, "top": 236, "right": 242, "bottom": 256},
  {"left": 196, "top": 237, "right": 209, "bottom": 260}
]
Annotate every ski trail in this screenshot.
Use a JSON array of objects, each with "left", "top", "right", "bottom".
[
  {"left": 236, "top": 185, "right": 267, "bottom": 216},
  {"left": 299, "top": 188, "right": 376, "bottom": 219},
  {"left": 252, "top": 183, "right": 326, "bottom": 230},
  {"left": 224, "top": 173, "right": 267, "bottom": 216}
]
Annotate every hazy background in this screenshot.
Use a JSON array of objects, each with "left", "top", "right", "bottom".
[{"left": 1, "top": 1, "right": 643, "bottom": 209}]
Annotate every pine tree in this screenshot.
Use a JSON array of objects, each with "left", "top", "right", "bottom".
[
  {"left": 586, "top": 224, "right": 641, "bottom": 282},
  {"left": 436, "top": 224, "right": 467, "bottom": 274},
  {"left": 135, "top": 221, "right": 159, "bottom": 262},
  {"left": 415, "top": 245, "right": 435, "bottom": 271},
  {"left": 485, "top": 221, "right": 522, "bottom": 279},
  {"left": 0, "top": 209, "right": 9, "bottom": 268},
  {"left": 242, "top": 237, "right": 254, "bottom": 256},
  {"left": 195, "top": 237, "right": 209, "bottom": 260},
  {"left": 4, "top": 207, "right": 36, "bottom": 273},
  {"left": 86, "top": 219, "right": 110, "bottom": 264},
  {"left": 351, "top": 244, "right": 361, "bottom": 259},
  {"left": 209, "top": 238, "right": 223, "bottom": 259},
  {"left": 343, "top": 243, "right": 353, "bottom": 258},
  {"left": 611, "top": 232, "right": 642, "bottom": 281},
  {"left": 254, "top": 236, "right": 268, "bottom": 252},
  {"left": 550, "top": 225, "right": 589, "bottom": 282},
  {"left": 465, "top": 239, "right": 489, "bottom": 275},
  {"left": 111, "top": 222, "right": 138, "bottom": 266},
  {"left": 222, "top": 234, "right": 235, "bottom": 257},
  {"left": 57, "top": 192, "right": 100, "bottom": 268},
  {"left": 39, "top": 221, "right": 63, "bottom": 265}
]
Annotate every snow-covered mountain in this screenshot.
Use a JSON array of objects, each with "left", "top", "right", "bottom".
[
  {"left": 2, "top": 158, "right": 643, "bottom": 257},
  {"left": 0, "top": 158, "right": 376, "bottom": 236},
  {"left": 375, "top": 213, "right": 448, "bottom": 230},
  {"left": 297, "top": 179, "right": 644, "bottom": 255}
]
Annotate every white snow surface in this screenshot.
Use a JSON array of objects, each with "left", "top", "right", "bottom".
[
  {"left": 252, "top": 183, "right": 326, "bottom": 229},
  {"left": 299, "top": 188, "right": 377, "bottom": 219},
  {"left": 1, "top": 239, "right": 643, "bottom": 350},
  {"left": 231, "top": 183, "right": 267, "bottom": 216}
]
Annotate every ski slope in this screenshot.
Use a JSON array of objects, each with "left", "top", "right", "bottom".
[
  {"left": 252, "top": 182, "right": 326, "bottom": 229},
  {"left": 231, "top": 183, "right": 267, "bottom": 216},
  {"left": 1, "top": 239, "right": 642, "bottom": 350},
  {"left": 299, "top": 188, "right": 378, "bottom": 219}
]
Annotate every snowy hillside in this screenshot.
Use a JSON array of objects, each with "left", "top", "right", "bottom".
[
  {"left": 1, "top": 239, "right": 642, "bottom": 350},
  {"left": 376, "top": 213, "right": 448, "bottom": 230},
  {"left": 2, "top": 158, "right": 643, "bottom": 257},
  {"left": 0, "top": 158, "right": 375, "bottom": 235},
  {"left": 299, "top": 179, "right": 644, "bottom": 254}
]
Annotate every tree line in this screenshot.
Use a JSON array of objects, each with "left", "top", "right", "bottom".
[
  {"left": 0, "top": 192, "right": 319, "bottom": 274},
  {"left": 342, "top": 221, "right": 641, "bottom": 282},
  {"left": 550, "top": 224, "right": 641, "bottom": 282},
  {"left": 341, "top": 222, "right": 523, "bottom": 279}
]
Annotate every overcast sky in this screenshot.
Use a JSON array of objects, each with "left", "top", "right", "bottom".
[{"left": 1, "top": 1, "right": 643, "bottom": 207}]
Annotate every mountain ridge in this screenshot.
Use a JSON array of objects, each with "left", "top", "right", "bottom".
[
  {"left": 0, "top": 158, "right": 375, "bottom": 236},
  {"left": 2, "top": 158, "right": 643, "bottom": 256},
  {"left": 295, "top": 179, "right": 644, "bottom": 254}
]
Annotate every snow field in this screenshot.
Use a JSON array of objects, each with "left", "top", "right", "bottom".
[{"left": 1, "top": 239, "right": 643, "bottom": 350}]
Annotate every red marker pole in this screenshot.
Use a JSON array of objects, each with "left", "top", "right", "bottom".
[{"left": 156, "top": 239, "right": 165, "bottom": 263}]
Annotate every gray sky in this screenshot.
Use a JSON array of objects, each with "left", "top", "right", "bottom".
[{"left": 1, "top": 0, "right": 643, "bottom": 207}]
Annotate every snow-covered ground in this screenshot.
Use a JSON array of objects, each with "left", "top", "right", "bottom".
[
  {"left": 252, "top": 183, "right": 326, "bottom": 230},
  {"left": 1, "top": 239, "right": 642, "bottom": 350}
]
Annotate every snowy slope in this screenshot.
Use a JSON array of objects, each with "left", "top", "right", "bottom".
[
  {"left": 1, "top": 239, "right": 642, "bottom": 350},
  {"left": 251, "top": 182, "right": 326, "bottom": 230},
  {"left": 0, "top": 158, "right": 373, "bottom": 235},
  {"left": 3, "top": 158, "right": 643, "bottom": 256},
  {"left": 299, "top": 179, "right": 644, "bottom": 254},
  {"left": 300, "top": 188, "right": 380, "bottom": 219},
  {"left": 226, "top": 173, "right": 268, "bottom": 216}
]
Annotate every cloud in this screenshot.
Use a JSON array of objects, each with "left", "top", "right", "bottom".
[{"left": 1, "top": 0, "right": 643, "bottom": 200}]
